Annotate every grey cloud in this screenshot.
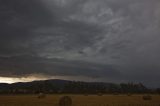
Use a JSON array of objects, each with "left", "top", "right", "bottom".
[
  {"left": 0, "top": 0, "right": 160, "bottom": 87},
  {"left": 0, "top": 55, "right": 122, "bottom": 80},
  {"left": 0, "top": 0, "right": 53, "bottom": 55}
]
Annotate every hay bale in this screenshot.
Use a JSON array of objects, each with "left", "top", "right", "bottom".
[
  {"left": 97, "top": 93, "right": 103, "bottom": 96},
  {"left": 37, "top": 93, "right": 46, "bottom": 99},
  {"left": 59, "top": 96, "right": 72, "bottom": 106},
  {"left": 127, "top": 93, "right": 132, "bottom": 96},
  {"left": 84, "top": 94, "right": 88, "bottom": 96},
  {"left": 113, "top": 93, "right": 119, "bottom": 95},
  {"left": 142, "top": 95, "right": 152, "bottom": 100}
]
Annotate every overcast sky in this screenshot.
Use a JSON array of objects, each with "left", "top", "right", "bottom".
[{"left": 0, "top": 0, "right": 160, "bottom": 87}]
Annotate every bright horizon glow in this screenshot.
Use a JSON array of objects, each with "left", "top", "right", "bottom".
[
  {"left": 0, "top": 76, "right": 50, "bottom": 84},
  {"left": 0, "top": 74, "right": 55, "bottom": 84},
  {"left": 0, "top": 75, "right": 102, "bottom": 84}
]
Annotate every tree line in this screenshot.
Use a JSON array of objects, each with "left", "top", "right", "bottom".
[{"left": 0, "top": 80, "right": 160, "bottom": 94}]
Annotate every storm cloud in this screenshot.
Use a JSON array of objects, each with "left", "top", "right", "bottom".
[{"left": 0, "top": 0, "right": 160, "bottom": 87}]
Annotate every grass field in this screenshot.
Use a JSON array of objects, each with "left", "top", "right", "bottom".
[{"left": 0, "top": 94, "right": 160, "bottom": 106}]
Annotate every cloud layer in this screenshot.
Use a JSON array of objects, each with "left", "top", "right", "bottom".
[{"left": 0, "top": 0, "right": 160, "bottom": 87}]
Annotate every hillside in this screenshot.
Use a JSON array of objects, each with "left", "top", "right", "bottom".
[{"left": 0, "top": 79, "right": 155, "bottom": 94}]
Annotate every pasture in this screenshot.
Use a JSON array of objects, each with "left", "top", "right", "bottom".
[{"left": 0, "top": 94, "right": 160, "bottom": 106}]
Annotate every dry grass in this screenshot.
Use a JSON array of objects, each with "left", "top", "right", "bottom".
[{"left": 0, "top": 94, "right": 160, "bottom": 106}]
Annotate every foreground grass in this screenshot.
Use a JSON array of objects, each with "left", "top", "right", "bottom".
[{"left": 0, "top": 94, "right": 160, "bottom": 106}]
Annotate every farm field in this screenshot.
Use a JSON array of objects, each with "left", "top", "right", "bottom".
[{"left": 0, "top": 94, "right": 160, "bottom": 106}]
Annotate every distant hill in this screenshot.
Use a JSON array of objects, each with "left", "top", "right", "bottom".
[{"left": 0, "top": 79, "right": 157, "bottom": 94}]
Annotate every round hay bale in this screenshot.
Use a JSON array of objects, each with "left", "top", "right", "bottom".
[
  {"left": 59, "top": 96, "right": 72, "bottom": 106},
  {"left": 113, "top": 93, "right": 119, "bottom": 95},
  {"left": 142, "top": 95, "right": 152, "bottom": 100},
  {"left": 84, "top": 93, "right": 88, "bottom": 96},
  {"left": 97, "top": 93, "right": 103, "bottom": 96},
  {"left": 37, "top": 93, "right": 46, "bottom": 99},
  {"left": 127, "top": 93, "right": 132, "bottom": 96}
]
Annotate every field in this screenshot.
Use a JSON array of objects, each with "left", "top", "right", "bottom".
[{"left": 0, "top": 94, "right": 160, "bottom": 106}]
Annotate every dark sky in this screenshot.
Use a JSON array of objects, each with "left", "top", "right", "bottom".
[{"left": 0, "top": 0, "right": 160, "bottom": 87}]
